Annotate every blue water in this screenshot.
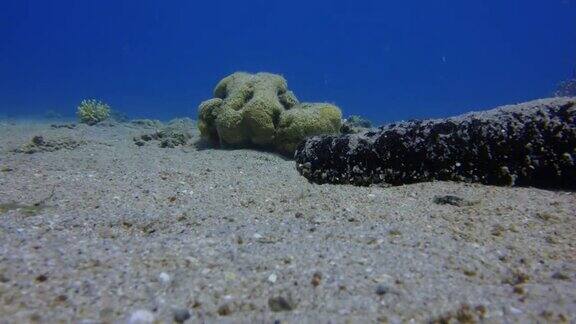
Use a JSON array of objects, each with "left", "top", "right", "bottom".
[{"left": 1, "top": 0, "right": 575, "bottom": 124}]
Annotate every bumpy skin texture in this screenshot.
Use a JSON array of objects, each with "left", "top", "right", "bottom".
[
  {"left": 295, "top": 98, "right": 576, "bottom": 190},
  {"left": 198, "top": 72, "right": 341, "bottom": 155}
]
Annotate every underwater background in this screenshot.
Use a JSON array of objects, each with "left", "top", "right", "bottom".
[{"left": 1, "top": 0, "right": 575, "bottom": 123}]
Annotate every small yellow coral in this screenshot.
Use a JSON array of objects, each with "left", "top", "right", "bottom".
[{"left": 77, "top": 99, "right": 111, "bottom": 125}]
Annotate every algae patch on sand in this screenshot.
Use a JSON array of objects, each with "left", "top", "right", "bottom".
[
  {"left": 12, "top": 135, "right": 84, "bottom": 154},
  {"left": 0, "top": 202, "right": 49, "bottom": 216},
  {"left": 0, "top": 188, "right": 55, "bottom": 216},
  {"left": 133, "top": 118, "right": 195, "bottom": 148}
]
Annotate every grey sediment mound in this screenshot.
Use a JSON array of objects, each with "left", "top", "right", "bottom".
[
  {"left": 11, "top": 135, "right": 84, "bottom": 154},
  {"left": 295, "top": 98, "right": 576, "bottom": 189},
  {"left": 130, "top": 119, "right": 164, "bottom": 128},
  {"left": 133, "top": 118, "right": 195, "bottom": 148}
]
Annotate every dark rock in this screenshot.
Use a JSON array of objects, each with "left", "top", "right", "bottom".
[
  {"left": 217, "top": 304, "right": 232, "bottom": 316},
  {"left": 31, "top": 136, "right": 45, "bottom": 146},
  {"left": 375, "top": 284, "right": 389, "bottom": 296},
  {"left": 433, "top": 195, "right": 478, "bottom": 207},
  {"left": 268, "top": 295, "right": 296, "bottom": 312},
  {"left": 35, "top": 274, "right": 48, "bottom": 282},
  {"left": 295, "top": 98, "right": 576, "bottom": 189},
  {"left": 311, "top": 271, "right": 322, "bottom": 287},
  {"left": 134, "top": 140, "right": 146, "bottom": 147},
  {"left": 0, "top": 273, "right": 10, "bottom": 283},
  {"left": 551, "top": 272, "right": 570, "bottom": 280},
  {"left": 50, "top": 123, "right": 76, "bottom": 129},
  {"left": 173, "top": 308, "right": 191, "bottom": 322}
]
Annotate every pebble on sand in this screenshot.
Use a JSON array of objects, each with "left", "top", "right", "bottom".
[
  {"left": 269, "top": 296, "right": 296, "bottom": 312},
  {"left": 375, "top": 284, "right": 389, "bottom": 296},
  {"left": 311, "top": 271, "right": 322, "bottom": 287},
  {"left": 268, "top": 273, "right": 278, "bottom": 283},
  {"left": 127, "top": 309, "right": 155, "bottom": 324},
  {"left": 173, "top": 308, "right": 191, "bottom": 323},
  {"left": 158, "top": 272, "right": 171, "bottom": 284}
]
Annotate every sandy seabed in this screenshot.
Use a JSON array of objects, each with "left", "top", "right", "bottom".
[{"left": 0, "top": 119, "right": 574, "bottom": 323}]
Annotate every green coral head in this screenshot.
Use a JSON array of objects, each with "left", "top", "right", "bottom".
[
  {"left": 275, "top": 103, "right": 342, "bottom": 154},
  {"left": 197, "top": 72, "right": 344, "bottom": 156},
  {"left": 77, "top": 99, "right": 111, "bottom": 125}
]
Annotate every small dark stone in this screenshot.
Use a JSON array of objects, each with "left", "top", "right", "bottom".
[
  {"left": 551, "top": 272, "right": 570, "bottom": 280},
  {"left": 173, "top": 308, "right": 191, "bottom": 322},
  {"left": 160, "top": 139, "right": 176, "bottom": 148},
  {"left": 311, "top": 271, "right": 322, "bottom": 287},
  {"left": 217, "top": 304, "right": 232, "bottom": 316},
  {"left": 268, "top": 296, "right": 296, "bottom": 312},
  {"left": 35, "top": 274, "right": 48, "bottom": 282},
  {"left": 55, "top": 294, "right": 67, "bottom": 302},
  {"left": 375, "top": 284, "right": 389, "bottom": 296},
  {"left": 31, "top": 136, "right": 45, "bottom": 146},
  {"left": 513, "top": 285, "right": 525, "bottom": 295}
]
